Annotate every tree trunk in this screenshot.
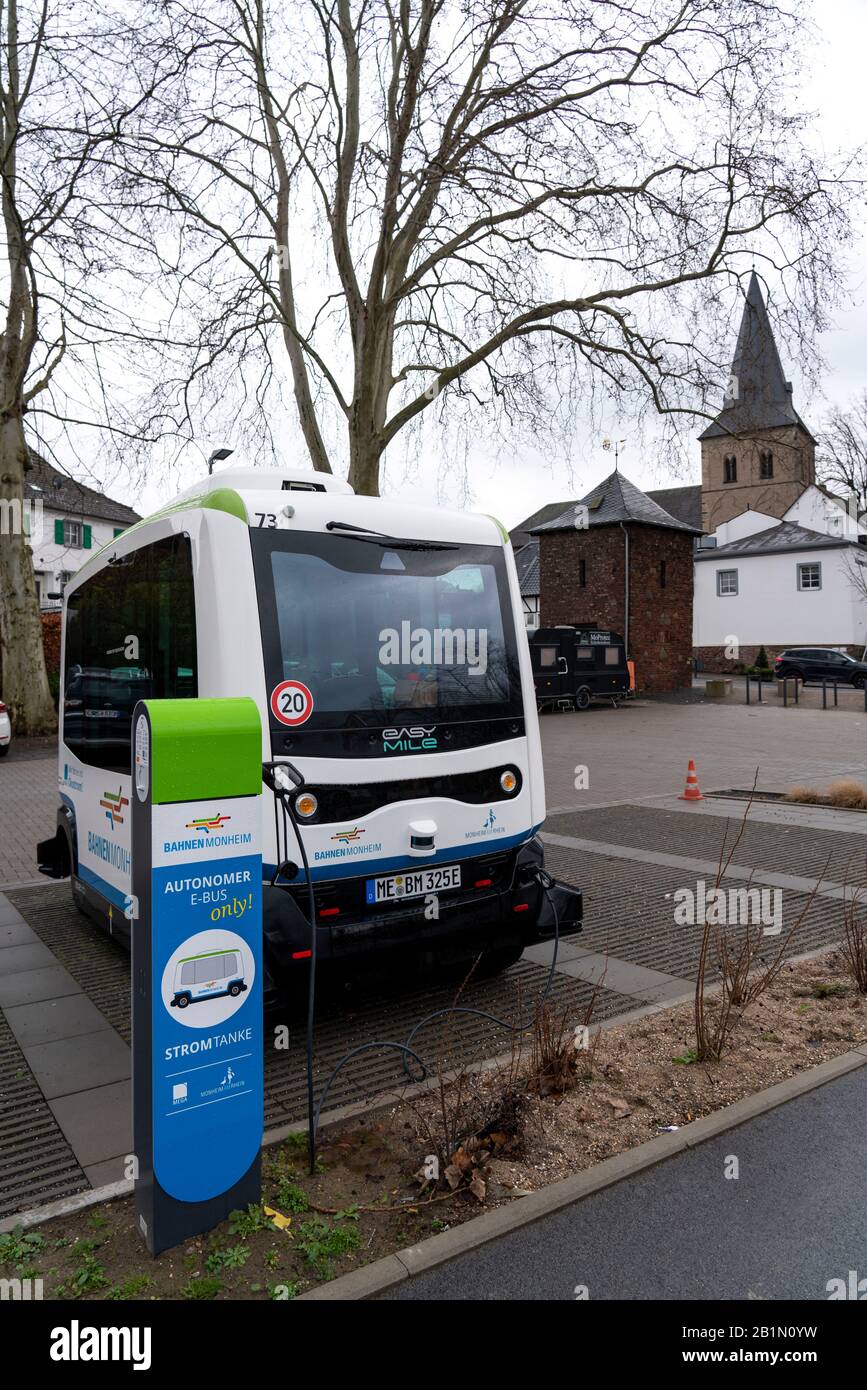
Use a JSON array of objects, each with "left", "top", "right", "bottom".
[
  {"left": 348, "top": 428, "right": 383, "bottom": 497},
  {"left": 0, "top": 410, "right": 57, "bottom": 733}
]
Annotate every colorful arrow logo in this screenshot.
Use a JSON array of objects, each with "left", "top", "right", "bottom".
[
  {"left": 185, "top": 814, "right": 232, "bottom": 834},
  {"left": 100, "top": 787, "right": 129, "bottom": 829}
]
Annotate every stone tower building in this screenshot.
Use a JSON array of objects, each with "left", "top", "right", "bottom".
[
  {"left": 699, "top": 272, "right": 815, "bottom": 533},
  {"left": 531, "top": 470, "right": 700, "bottom": 692}
]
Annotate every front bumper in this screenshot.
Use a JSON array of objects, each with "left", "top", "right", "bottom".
[{"left": 262, "top": 836, "right": 582, "bottom": 979}]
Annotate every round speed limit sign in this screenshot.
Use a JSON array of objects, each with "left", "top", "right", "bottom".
[{"left": 270, "top": 680, "right": 314, "bottom": 727}]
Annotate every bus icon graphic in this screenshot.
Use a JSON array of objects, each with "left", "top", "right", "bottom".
[{"left": 171, "top": 949, "right": 247, "bottom": 1009}]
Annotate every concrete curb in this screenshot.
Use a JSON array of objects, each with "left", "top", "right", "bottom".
[{"left": 298, "top": 1045, "right": 867, "bottom": 1300}]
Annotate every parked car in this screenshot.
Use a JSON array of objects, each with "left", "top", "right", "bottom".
[
  {"left": 0, "top": 698, "right": 11, "bottom": 757},
  {"left": 774, "top": 648, "right": 867, "bottom": 688}
]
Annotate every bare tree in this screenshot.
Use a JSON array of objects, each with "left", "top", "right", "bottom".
[
  {"left": 0, "top": 0, "right": 162, "bottom": 733},
  {"left": 123, "top": 0, "right": 855, "bottom": 495},
  {"left": 818, "top": 390, "right": 867, "bottom": 518}
]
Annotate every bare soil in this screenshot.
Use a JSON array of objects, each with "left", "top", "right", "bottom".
[{"left": 3, "top": 947, "right": 864, "bottom": 1300}]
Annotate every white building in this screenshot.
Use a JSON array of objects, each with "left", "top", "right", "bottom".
[
  {"left": 693, "top": 485, "right": 867, "bottom": 658},
  {"left": 24, "top": 454, "right": 139, "bottom": 609}
]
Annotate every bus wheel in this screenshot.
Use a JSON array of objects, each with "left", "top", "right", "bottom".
[
  {"left": 176, "top": 994, "right": 190, "bottom": 1009},
  {"left": 575, "top": 686, "right": 592, "bottom": 711},
  {"left": 228, "top": 982, "right": 243, "bottom": 997}
]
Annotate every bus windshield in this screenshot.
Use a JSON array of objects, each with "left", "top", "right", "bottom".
[{"left": 253, "top": 530, "right": 523, "bottom": 737}]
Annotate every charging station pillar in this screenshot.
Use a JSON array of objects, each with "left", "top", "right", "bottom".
[{"left": 130, "top": 698, "right": 263, "bottom": 1255}]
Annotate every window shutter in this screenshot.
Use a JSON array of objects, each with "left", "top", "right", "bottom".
[
  {"left": 83, "top": 524, "right": 92, "bottom": 549},
  {"left": 55, "top": 519, "right": 64, "bottom": 544}
]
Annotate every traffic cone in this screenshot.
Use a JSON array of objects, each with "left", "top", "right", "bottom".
[{"left": 679, "top": 759, "right": 704, "bottom": 802}]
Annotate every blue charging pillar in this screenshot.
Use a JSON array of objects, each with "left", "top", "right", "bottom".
[{"left": 130, "top": 698, "right": 263, "bottom": 1256}]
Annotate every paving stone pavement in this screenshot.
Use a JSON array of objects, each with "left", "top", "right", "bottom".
[{"left": 0, "top": 752, "right": 57, "bottom": 886}]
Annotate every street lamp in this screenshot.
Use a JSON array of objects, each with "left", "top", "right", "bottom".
[{"left": 207, "top": 447, "right": 234, "bottom": 476}]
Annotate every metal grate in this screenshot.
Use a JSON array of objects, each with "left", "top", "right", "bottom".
[
  {"left": 0, "top": 1009, "right": 88, "bottom": 1218},
  {"left": 8, "top": 885, "right": 634, "bottom": 1142}
]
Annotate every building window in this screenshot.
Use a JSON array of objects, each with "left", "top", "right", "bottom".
[
  {"left": 578, "top": 557, "right": 586, "bottom": 587},
  {"left": 659, "top": 559, "right": 667, "bottom": 588},
  {"left": 63, "top": 519, "right": 82, "bottom": 547},
  {"left": 759, "top": 450, "right": 774, "bottom": 479},
  {"left": 723, "top": 455, "right": 737, "bottom": 483},
  {"left": 716, "top": 569, "right": 738, "bottom": 596},
  {"left": 797, "top": 562, "right": 822, "bottom": 591}
]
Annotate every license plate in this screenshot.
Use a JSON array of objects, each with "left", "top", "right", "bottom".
[{"left": 365, "top": 864, "right": 461, "bottom": 905}]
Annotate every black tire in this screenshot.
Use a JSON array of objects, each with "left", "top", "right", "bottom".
[
  {"left": 176, "top": 994, "right": 190, "bottom": 1009},
  {"left": 228, "top": 982, "right": 242, "bottom": 997},
  {"left": 0, "top": 744, "right": 9, "bottom": 757},
  {"left": 575, "top": 686, "right": 592, "bottom": 711},
  {"left": 852, "top": 675, "right": 865, "bottom": 690}
]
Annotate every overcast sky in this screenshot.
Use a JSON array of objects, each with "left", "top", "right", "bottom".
[{"left": 119, "top": 0, "right": 867, "bottom": 533}]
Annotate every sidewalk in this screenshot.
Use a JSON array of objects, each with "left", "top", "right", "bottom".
[{"left": 381, "top": 1066, "right": 867, "bottom": 1301}]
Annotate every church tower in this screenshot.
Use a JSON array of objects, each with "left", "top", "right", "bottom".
[{"left": 699, "top": 272, "right": 815, "bottom": 533}]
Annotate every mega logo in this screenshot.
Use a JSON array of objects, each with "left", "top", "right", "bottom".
[
  {"left": 382, "top": 726, "right": 437, "bottom": 753},
  {"left": 100, "top": 787, "right": 130, "bottom": 828},
  {"left": 185, "top": 814, "right": 232, "bottom": 834}
]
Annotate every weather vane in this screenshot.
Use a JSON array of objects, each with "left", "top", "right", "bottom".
[{"left": 602, "top": 437, "right": 627, "bottom": 469}]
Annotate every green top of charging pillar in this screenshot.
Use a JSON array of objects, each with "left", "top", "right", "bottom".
[{"left": 144, "top": 698, "right": 262, "bottom": 804}]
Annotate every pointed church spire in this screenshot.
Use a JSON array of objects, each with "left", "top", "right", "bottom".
[{"left": 699, "top": 272, "right": 812, "bottom": 440}]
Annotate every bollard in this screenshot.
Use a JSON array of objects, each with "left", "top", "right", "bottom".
[{"left": 822, "top": 677, "right": 827, "bottom": 709}]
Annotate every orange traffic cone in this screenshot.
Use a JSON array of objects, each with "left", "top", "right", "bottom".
[{"left": 679, "top": 759, "right": 704, "bottom": 802}]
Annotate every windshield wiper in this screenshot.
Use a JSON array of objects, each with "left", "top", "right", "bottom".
[{"left": 325, "top": 520, "right": 458, "bottom": 551}]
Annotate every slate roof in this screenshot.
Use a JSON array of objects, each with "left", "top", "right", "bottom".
[
  {"left": 514, "top": 539, "right": 540, "bottom": 596},
  {"left": 23, "top": 452, "right": 140, "bottom": 527},
  {"left": 530, "top": 470, "right": 702, "bottom": 535},
  {"left": 645, "top": 484, "right": 703, "bottom": 530},
  {"left": 694, "top": 520, "right": 855, "bottom": 559},
  {"left": 510, "top": 500, "right": 574, "bottom": 549},
  {"left": 699, "top": 272, "right": 814, "bottom": 442}
]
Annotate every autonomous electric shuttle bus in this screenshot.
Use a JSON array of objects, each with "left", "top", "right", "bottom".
[{"left": 39, "top": 466, "right": 580, "bottom": 997}]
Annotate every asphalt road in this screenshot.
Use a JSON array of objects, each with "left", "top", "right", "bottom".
[{"left": 382, "top": 1067, "right": 867, "bottom": 1301}]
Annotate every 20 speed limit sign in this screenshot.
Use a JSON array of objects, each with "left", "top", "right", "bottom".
[{"left": 270, "top": 680, "right": 314, "bottom": 727}]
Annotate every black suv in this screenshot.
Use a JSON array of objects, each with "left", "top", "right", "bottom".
[{"left": 774, "top": 648, "right": 867, "bottom": 688}]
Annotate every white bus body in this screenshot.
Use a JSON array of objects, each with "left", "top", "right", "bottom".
[
  {"left": 39, "top": 465, "right": 580, "bottom": 994},
  {"left": 172, "top": 950, "right": 246, "bottom": 1008}
]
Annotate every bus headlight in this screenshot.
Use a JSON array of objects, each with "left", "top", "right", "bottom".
[
  {"left": 500, "top": 770, "right": 518, "bottom": 795},
  {"left": 295, "top": 792, "right": 318, "bottom": 819}
]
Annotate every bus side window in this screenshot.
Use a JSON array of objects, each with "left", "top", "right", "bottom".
[{"left": 62, "top": 535, "right": 197, "bottom": 775}]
